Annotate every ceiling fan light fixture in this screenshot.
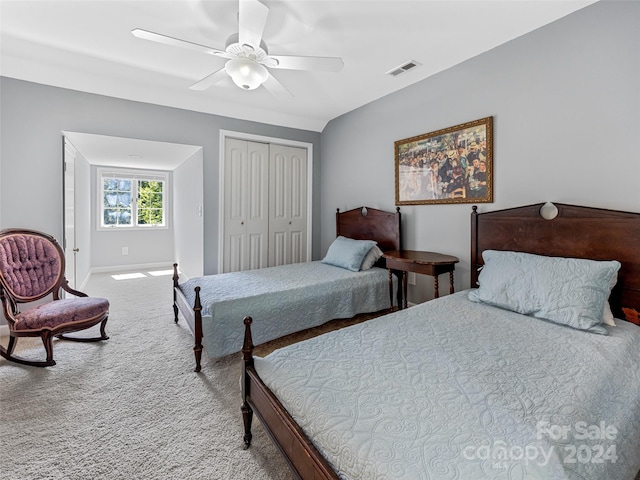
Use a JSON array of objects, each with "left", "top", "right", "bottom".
[{"left": 225, "top": 57, "right": 268, "bottom": 90}]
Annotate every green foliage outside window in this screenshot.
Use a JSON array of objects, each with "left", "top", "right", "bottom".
[
  {"left": 137, "top": 180, "right": 164, "bottom": 225},
  {"left": 100, "top": 173, "right": 165, "bottom": 228}
]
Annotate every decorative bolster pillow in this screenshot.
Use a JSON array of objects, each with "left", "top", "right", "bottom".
[
  {"left": 468, "top": 250, "right": 621, "bottom": 335},
  {"left": 360, "top": 245, "right": 384, "bottom": 270}
]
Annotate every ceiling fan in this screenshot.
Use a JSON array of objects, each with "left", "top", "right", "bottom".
[{"left": 132, "top": 0, "right": 344, "bottom": 96}]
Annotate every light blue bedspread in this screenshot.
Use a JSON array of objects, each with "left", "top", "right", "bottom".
[
  {"left": 179, "top": 261, "right": 394, "bottom": 359},
  {"left": 255, "top": 291, "right": 640, "bottom": 480}
]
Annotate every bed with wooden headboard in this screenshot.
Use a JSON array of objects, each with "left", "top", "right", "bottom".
[
  {"left": 241, "top": 202, "right": 640, "bottom": 480},
  {"left": 172, "top": 206, "right": 402, "bottom": 371},
  {"left": 471, "top": 202, "right": 640, "bottom": 319}
]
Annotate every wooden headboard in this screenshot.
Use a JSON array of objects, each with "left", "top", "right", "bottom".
[
  {"left": 336, "top": 206, "right": 402, "bottom": 252},
  {"left": 471, "top": 202, "right": 640, "bottom": 319}
]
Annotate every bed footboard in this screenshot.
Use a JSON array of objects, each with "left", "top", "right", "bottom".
[
  {"left": 241, "top": 317, "right": 339, "bottom": 480},
  {"left": 173, "top": 263, "right": 204, "bottom": 372}
]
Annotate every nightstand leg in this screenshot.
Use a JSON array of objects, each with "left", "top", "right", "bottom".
[
  {"left": 449, "top": 271, "right": 455, "bottom": 294},
  {"left": 433, "top": 276, "right": 440, "bottom": 299},
  {"left": 402, "top": 272, "right": 408, "bottom": 309}
]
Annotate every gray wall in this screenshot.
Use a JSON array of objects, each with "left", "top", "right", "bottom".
[
  {"left": 320, "top": 0, "right": 640, "bottom": 303},
  {"left": 0, "top": 79, "right": 322, "bottom": 274}
]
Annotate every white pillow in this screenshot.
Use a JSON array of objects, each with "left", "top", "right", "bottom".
[
  {"left": 322, "top": 236, "right": 378, "bottom": 272},
  {"left": 468, "top": 250, "right": 621, "bottom": 334},
  {"left": 360, "top": 245, "right": 384, "bottom": 270}
]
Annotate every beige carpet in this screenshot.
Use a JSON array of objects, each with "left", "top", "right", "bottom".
[
  {"left": 0, "top": 271, "right": 296, "bottom": 479},
  {"left": 1, "top": 269, "right": 388, "bottom": 479}
]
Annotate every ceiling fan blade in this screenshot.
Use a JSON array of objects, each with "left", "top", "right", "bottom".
[
  {"left": 189, "top": 68, "right": 229, "bottom": 91},
  {"left": 262, "top": 73, "right": 293, "bottom": 98},
  {"left": 238, "top": 0, "right": 269, "bottom": 49},
  {"left": 132, "top": 28, "right": 231, "bottom": 58},
  {"left": 264, "top": 55, "right": 344, "bottom": 72}
]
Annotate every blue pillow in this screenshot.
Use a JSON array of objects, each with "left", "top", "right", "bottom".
[
  {"left": 468, "top": 250, "right": 621, "bottom": 334},
  {"left": 322, "top": 236, "right": 378, "bottom": 272}
]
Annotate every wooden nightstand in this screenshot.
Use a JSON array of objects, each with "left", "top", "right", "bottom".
[{"left": 383, "top": 250, "right": 459, "bottom": 309}]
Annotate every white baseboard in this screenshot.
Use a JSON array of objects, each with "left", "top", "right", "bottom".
[
  {"left": 78, "top": 271, "right": 91, "bottom": 291},
  {"left": 90, "top": 262, "right": 174, "bottom": 275}
]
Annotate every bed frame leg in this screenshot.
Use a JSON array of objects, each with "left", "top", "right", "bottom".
[
  {"left": 194, "top": 346, "right": 202, "bottom": 373},
  {"left": 241, "top": 316, "right": 255, "bottom": 448},
  {"left": 172, "top": 263, "right": 179, "bottom": 323},
  {"left": 193, "top": 286, "right": 203, "bottom": 372},
  {"left": 242, "top": 402, "right": 253, "bottom": 449}
]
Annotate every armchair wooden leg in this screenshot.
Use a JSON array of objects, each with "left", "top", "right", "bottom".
[
  {"left": 99, "top": 318, "right": 109, "bottom": 340},
  {"left": 58, "top": 317, "right": 109, "bottom": 342},
  {"left": 0, "top": 336, "right": 18, "bottom": 363},
  {"left": 2, "top": 317, "right": 108, "bottom": 367},
  {"left": 0, "top": 334, "right": 55, "bottom": 367},
  {"left": 41, "top": 331, "right": 56, "bottom": 366},
  {"left": 6, "top": 335, "right": 17, "bottom": 356}
]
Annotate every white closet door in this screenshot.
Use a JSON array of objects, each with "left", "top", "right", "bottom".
[
  {"left": 224, "top": 139, "right": 269, "bottom": 272},
  {"left": 268, "top": 144, "right": 308, "bottom": 266}
]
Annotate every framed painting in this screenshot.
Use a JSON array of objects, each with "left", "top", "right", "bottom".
[{"left": 395, "top": 116, "right": 493, "bottom": 205}]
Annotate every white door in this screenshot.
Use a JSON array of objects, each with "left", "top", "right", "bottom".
[
  {"left": 63, "top": 138, "right": 77, "bottom": 289},
  {"left": 269, "top": 144, "right": 308, "bottom": 266},
  {"left": 223, "top": 138, "right": 269, "bottom": 272}
]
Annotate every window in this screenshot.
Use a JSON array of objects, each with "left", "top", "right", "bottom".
[{"left": 98, "top": 168, "right": 168, "bottom": 229}]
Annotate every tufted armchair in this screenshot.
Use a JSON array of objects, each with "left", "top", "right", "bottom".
[{"left": 0, "top": 228, "right": 109, "bottom": 367}]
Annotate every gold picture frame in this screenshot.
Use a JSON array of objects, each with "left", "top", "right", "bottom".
[{"left": 395, "top": 116, "right": 493, "bottom": 205}]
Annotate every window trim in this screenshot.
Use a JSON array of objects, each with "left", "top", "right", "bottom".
[{"left": 97, "top": 167, "right": 170, "bottom": 231}]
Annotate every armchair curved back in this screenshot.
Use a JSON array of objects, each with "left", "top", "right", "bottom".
[{"left": 0, "top": 229, "right": 66, "bottom": 303}]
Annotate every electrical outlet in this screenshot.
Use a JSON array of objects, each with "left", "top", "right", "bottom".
[
  {"left": 407, "top": 272, "right": 417, "bottom": 285},
  {"left": 122, "top": 247, "right": 129, "bottom": 255}
]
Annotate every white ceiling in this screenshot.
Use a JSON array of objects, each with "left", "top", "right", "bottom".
[
  {"left": 64, "top": 131, "right": 202, "bottom": 170},
  {"left": 1, "top": 0, "right": 597, "bottom": 133}
]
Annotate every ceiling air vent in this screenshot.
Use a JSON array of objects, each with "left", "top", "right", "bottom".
[{"left": 385, "top": 60, "right": 422, "bottom": 77}]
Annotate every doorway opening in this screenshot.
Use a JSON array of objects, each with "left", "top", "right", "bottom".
[{"left": 62, "top": 132, "right": 204, "bottom": 288}]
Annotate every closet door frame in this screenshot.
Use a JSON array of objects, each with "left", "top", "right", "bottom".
[{"left": 218, "top": 130, "right": 313, "bottom": 274}]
